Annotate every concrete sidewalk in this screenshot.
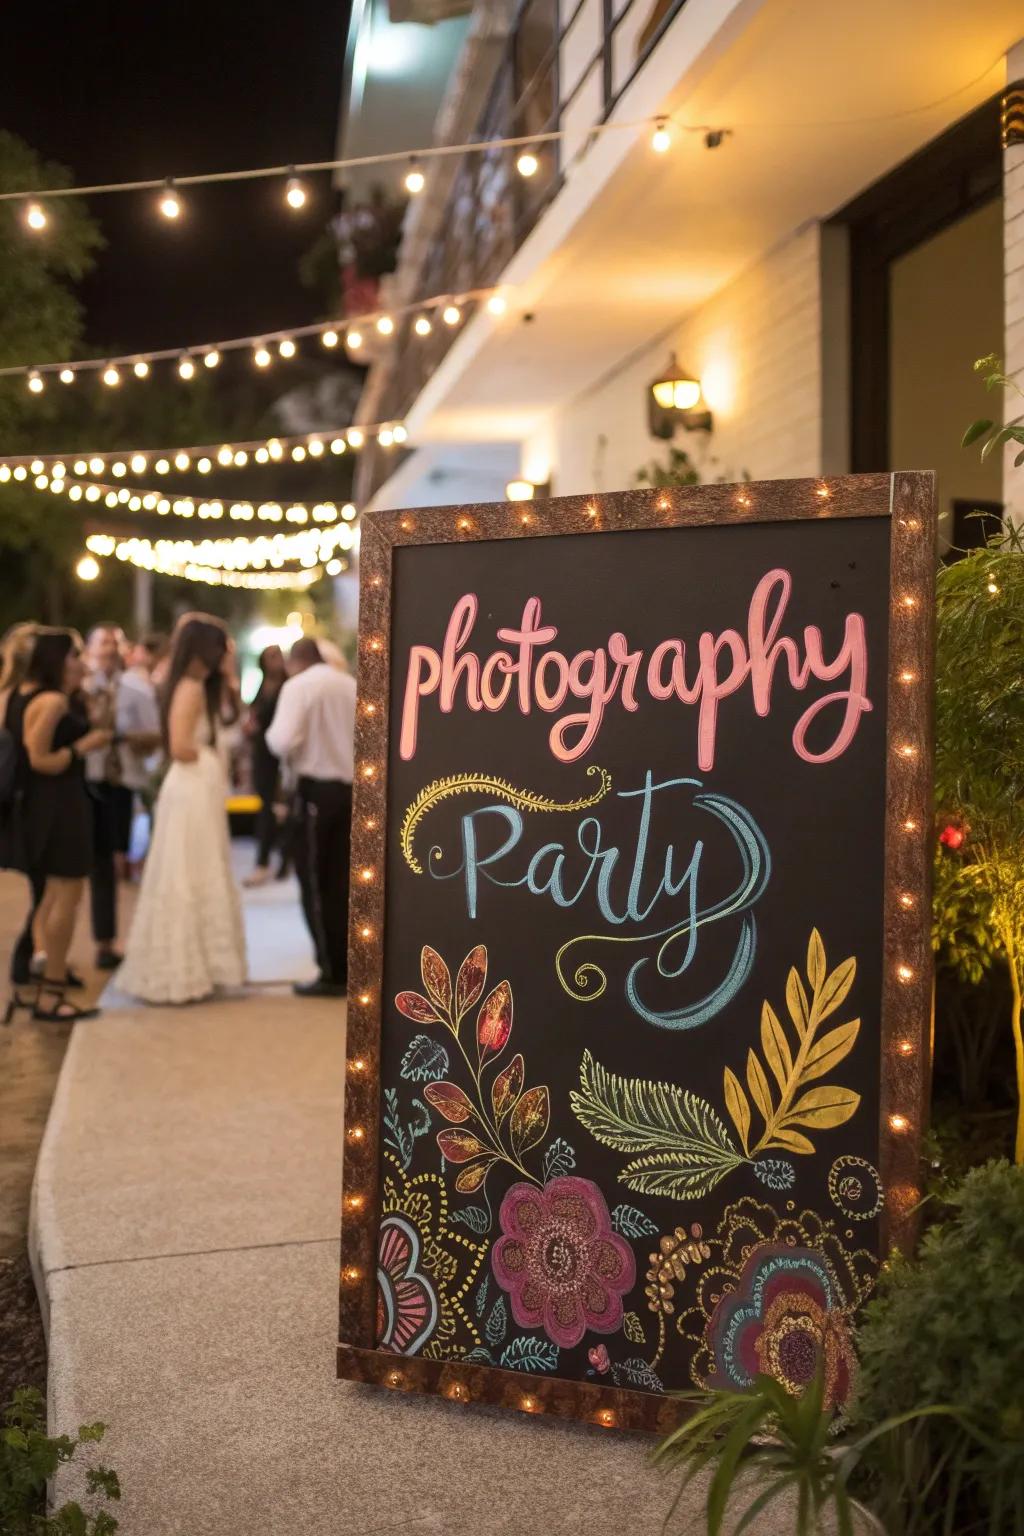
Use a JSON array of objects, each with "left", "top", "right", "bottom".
[{"left": 32, "top": 865, "right": 745, "bottom": 1535}]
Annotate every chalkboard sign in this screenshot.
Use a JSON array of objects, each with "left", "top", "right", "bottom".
[{"left": 338, "top": 473, "right": 935, "bottom": 1433}]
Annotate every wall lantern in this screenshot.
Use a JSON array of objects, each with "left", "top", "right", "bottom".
[
  {"left": 505, "top": 478, "right": 549, "bottom": 502},
  {"left": 648, "top": 353, "right": 712, "bottom": 438}
]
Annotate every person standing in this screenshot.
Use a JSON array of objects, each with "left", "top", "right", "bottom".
[
  {"left": 266, "top": 638, "right": 355, "bottom": 998},
  {"left": 82, "top": 623, "right": 131, "bottom": 970},
  {"left": 243, "top": 643, "right": 287, "bottom": 888},
  {"left": 116, "top": 614, "right": 246, "bottom": 1005},
  {"left": 2, "top": 629, "right": 113, "bottom": 1021}
]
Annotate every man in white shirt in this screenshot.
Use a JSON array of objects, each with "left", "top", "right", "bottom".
[{"left": 266, "top": 637, "right": 356, "bottom": 997}]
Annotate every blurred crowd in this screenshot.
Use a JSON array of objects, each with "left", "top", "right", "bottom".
[{"left": 0, "top": 615, "right": 355, "bottom": 1021}]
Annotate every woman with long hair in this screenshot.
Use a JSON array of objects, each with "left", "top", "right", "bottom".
[
  {"left": 243, "top": 643, "right": 287, "bottom": 887},
  {"left": 2, "top": 628, "right": 114, "bottom": 1021},
  {"left": 116, "top": 613, "right": 246, "bottom": 1004}
]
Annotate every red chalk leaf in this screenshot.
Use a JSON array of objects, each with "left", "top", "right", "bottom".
[
  {"left": 421, "top": 946, "right": 452, "bottom": 1012},
  {"left": 395, "top": 991, "right": 439, "bottom": 1023},
  {"left": 437, "top": 1128, "right": 490, "bottom": 1164},
  {"left": 455, "top": 944, "right": 487, "bottom": 1018},
  {"left": 423, "top": 1081, "right": 475, "bottom": 1124},
  {"left": 455, "top": 1158, "right": 496, "bottom": 1194},
  {"left": 477, "top": 980, "right": 513, "bottom": 1059},
  {"left": 491, "top": 1053, "right": 525, "bottom": 1123},
  {"left": 510, "top": 1085, "right": 550, "bottom": 1157}
]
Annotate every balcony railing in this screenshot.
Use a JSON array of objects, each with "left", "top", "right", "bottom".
[{"left": 358, "top": 0, "right": 687, "bottom": 503}]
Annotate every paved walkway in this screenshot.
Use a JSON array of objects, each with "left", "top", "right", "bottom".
[{"left": 32, "top": 863, "right": 776, "bottom": 1535}]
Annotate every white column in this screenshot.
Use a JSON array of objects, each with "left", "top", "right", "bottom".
[{"left": 1004, "top": 45, "right": 1024, "bottom": 525}]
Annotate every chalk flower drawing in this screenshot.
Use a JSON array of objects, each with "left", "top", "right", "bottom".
[
  {"left": 677, "top": 1197, "right": 877, "bottom": 1404},
  {"left": 491, "top": 1176, "right": 636, "bottom": 1348},
  {"left": 570, "top": 929, "right": 861, "bottom": 1199},
  {"left": 376, "top": 1150, "right": 488, "bottom": 1359},
  {"left": 395, "top": 946, "right": 550, "bottom": 1194}
]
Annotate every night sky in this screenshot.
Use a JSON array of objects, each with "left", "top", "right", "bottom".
[{"left": 3, "top": 0, "right": 352, "bottom": 355}]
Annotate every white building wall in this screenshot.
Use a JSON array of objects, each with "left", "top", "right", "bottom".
[{"left": 530, "top": 224, "right": 825, "bottom": 498}]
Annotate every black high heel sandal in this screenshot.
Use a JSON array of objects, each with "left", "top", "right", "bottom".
[
  {"left": 2, "top": 989, "right": 32, "bottom": 1025},
  {"left": 32, "top": 981, "right": 100, "bottom": 1023}
]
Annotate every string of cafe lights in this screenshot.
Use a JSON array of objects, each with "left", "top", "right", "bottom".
[
  {"left": 84, "top": 525, "right": 356, "bottom": 572},
  {"left": 0, "top": 423, "right": 405, "bottom": 478},
  {"left": 3, "top": 113, "right": 723, "bottom": 238},
  {"left": 17, "top": 465, "right": 358, "bottom": 524},
  {"left": 0, "top": 286, "right": 506, "bottom": 391}
]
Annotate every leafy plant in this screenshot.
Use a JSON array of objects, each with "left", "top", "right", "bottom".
[
  {"left": 652, "top": 1368, "right": 953, "bottom": 1536},
  {"left": 0, "top": 1386, "right": 120, "bottom": 1535},
  {"left": 961, "top": 354, "right": 1024, "bottom": 468},
  {"left": 933, "top": 480, "right": 1024, "bottom": 1160},
  {"left": 571, "top": 930, "right": 860, "bottom": 1198},
  {"left": 635, "top": 446, "right": 701, "bottom": 489},
  {"left": 849, "top": 1160, "right": 1024, "bottom": 1535}
]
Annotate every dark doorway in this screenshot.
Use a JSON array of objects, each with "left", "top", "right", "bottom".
[{"left": 831, "top": 95, "right": 1004, "bottom": 549}]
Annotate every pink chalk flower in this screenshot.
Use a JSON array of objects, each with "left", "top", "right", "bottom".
[{"left": 492, "top": 1176, "right": 636, "bottom": 1349}]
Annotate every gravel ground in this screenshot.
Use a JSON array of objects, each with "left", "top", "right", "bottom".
[{"left": 0, "top": 1253, "right": 46, "bottom": 1403}]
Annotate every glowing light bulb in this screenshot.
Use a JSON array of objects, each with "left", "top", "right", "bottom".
[
  {"left": 378, "top": 428, "right": 394, "bottom": 448},
  {"left": 308, "top": 439, "right": 324, "bottom": 458},
  {"left": 278, "top": 338, "right": 296, "bottom": 359},
  {"left": 897, "top": 964, "right": 914, "bottom": 983},
  {"left": 89, "top": 457, "right": 104, "bottom": 475},
  {"left": 376, "top": 315, "right": 394, "bottom": 336},
  {"left": 204, "top": 348, "right": 220, "bottom": 368},
  {"left": 413, "top": 314, "right": 432, "bottom": 336},
  {"left": 651, "top": 118, "right": 671, "bottom": 153},
  {"left": 326, "top": 558, "right": 343, "bottom": 575},
  {"left": 112, "top": 461, "right": 127, "bottom": 478},
  {"left": 158, "top": 179, "right": 181, "bottom": 219},
  {"left": 392, "top": 424, "right": 407, "bottom": 444},
  {"left": 102, "top": 365, "right": 121, "bottom": 388},
  {"left": 346, "top": 328, "right": 363, "bottom": 349},
  {"left": 322, "top": 329, "right": 339, "bottom": 348},
  {"left": 347, "top": 428, "right": 365, "bottom": 449},
  {"left": 330, "top": 438, "right": 345, "bottom": 455},
  {"left": 27, "top": 372, "right": 44, "bottom": 394},
  {"left": 267, "top": 438, "right": 283, "bottom": 460},
  {"left": 889, "top": 1113, "right": 909, "bottom": 1133},
  {"left": 24, "top": 201, "right": 47, "bottom": 232},
  {"left": 178, "top": 354, "right": 195, "bottom": 380},
  {"left": 59, "top": 368, "right": 75, "bottom": 384},
  {"left": 133, "top": 359, "right": 150, "bottom": 378},
  {"left": 254, "top": 345, "right": 272, "bottom": 368},
  {"left": 291, "top": 445, "right": 307, "bottom": 463},
  {"left": 486, "top": 293, "right": 507, "bottom": 315},
  {"left": 174, "top": 452, "right": 190, "bottom": 471},
  {"left": 442, "top": 304, "right": 461, "bottom": 326},
  {"left": 217, "top": 446, "right": 233, "bottom": 466},
  {"left": 197, "top": 458, "right": 212, "bottom": 474},
  {"left": 341, "top": 503, "right": 357, "bottom": 521},
  {"left": 155, "top": 458, "right": 170, "bottom": 474},
  {"left": 404, "top": 159, "right": 425, "bottom": 195},
  {"left": 284, "top": 174, "right": 307, "bottom": 210},
  {"left": 233, "top": 450, "right": 247, "bottom": 466},
  {"left": 76, "top": 555, "right": 100, "bottom": 582},
  {"left": 516, "top": 151, "right": 539, "bottom": 178}
]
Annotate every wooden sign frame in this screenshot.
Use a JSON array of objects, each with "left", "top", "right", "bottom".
[{"left": 337, "top": 471, "right": 935, "bottom": 1435}]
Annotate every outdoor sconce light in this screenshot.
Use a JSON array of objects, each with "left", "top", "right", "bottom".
[
  {"left": 505, "top": 478, "right": 550, "bottom": 502},
  {"left": 648, "top": 352, "right": 712, "bottom": 438}
]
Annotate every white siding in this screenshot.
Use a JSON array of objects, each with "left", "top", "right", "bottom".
[{"left": 531, "top": 225, "right": 824, "bottom": 497}]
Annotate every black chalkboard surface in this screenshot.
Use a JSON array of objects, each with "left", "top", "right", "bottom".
[{"left": 338, "top": 474, "right": 935, "bottom": 1433}]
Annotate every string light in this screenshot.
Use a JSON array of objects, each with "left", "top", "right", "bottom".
[
  {"left": 516, "top": 151, "right": 539, "bottom": 178},
  {"left": 158, "top": 179, "right": 181, "bottom": 220},
  {"left": 253, "top": 345, "right": 272, "bottom": 368},
  {"left": 2, "top": 283, "right": 505, "bottom": 385},
  {"left": 59, "top": 367, "right": 75, "bottom": 384},
  {"left": 651, "top": 117, "right": 671, "bottom": 153},
  {"left": 486, "top": 293, "right": 507, "bottom": 316},
  {"left": 27, "top": 372, "right": 44, "bottom": 395},
  {"left": 442, "top": 304, "right": 461, "bottom": 327},
  {"left": 75, "top": 554, "right": 100, "bottom": 582},
  {"left": 177, "top": 354, "right": 195, "bottom": 380},
  {"left": 24, "top": 201, "right": 47, "bottom": 231},
  {"left": 413, "top": 314, "right": 432, "bottom": 336},
  {"left": 102, "top": 365, "right": 120, "bottom": 388},
  {"left": 284, "top": 173, "right": 307, "bottom": 209},
  {"left": 404, "top": 158, "right": 425, "bottom": 195},
  {"left": 278, "top": 338, "right": 296, "bottom": 359}
]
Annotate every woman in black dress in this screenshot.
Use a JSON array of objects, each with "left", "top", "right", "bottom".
[
  {"left": 243, "top": 643, "right": 287, "bottom": 887},
  {"left": 3, "top": 629, "right": 113, "bottom": 1021}
]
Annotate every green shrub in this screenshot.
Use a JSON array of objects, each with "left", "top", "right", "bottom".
[
  {"left": 851, "top": 1161, "right": 1024, "bottom": 1534},
  {"left": 0, "top": 1386, "right": 120, "bottom": 1535}
]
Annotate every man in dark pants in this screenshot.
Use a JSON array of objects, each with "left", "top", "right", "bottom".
[
  {"left": 266, "top": 638, "right": 355, "bottom": 998},
  {"left": 83, "top": 623, "right": 132, "bottom": 970}
]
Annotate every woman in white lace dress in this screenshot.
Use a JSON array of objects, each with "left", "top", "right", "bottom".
[{"left": 117, "top": 614, "right": 246, "bottom": 1004}]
